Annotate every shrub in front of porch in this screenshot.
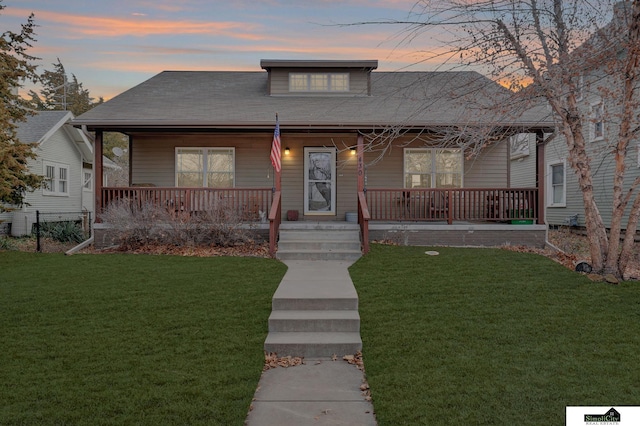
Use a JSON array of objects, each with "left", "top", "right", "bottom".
[{"left": 101, "top": 200, "right": 257, "bottom": 250}]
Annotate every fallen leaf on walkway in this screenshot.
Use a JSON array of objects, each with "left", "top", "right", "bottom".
[
  {"left": 343, "top": 351, "right": 365, "bottom": 371},
  {"left": 332, "top": 354, "right": 338, "bottom": 361},
  {"left": 263, "top": 352, "right": 304, "bottom": 370},
  {"left": 343, "top": 351, "right": 373, "bottom": 402}
]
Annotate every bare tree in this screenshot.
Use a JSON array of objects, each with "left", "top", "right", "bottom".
[{"left": 350, "top": 0, "right": 640, "bottom": 278}]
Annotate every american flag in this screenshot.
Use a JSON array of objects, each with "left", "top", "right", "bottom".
[{"left": 270, "top": 115, "right": 281, "bottom": 172}]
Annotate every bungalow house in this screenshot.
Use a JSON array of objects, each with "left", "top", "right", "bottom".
[
  {"left": 72, "top": 59, "right": 553, "bottom": 255},
  {"left": 0, "top": 110, "right": 96, "bottom": 236}
]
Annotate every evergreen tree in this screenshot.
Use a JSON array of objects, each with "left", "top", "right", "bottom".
[
  {"left": 0, "top": 1, "right": 42, "bottom": 211},
  {"left": 29, "top": 58, "right": 103, "bottom": 116}
]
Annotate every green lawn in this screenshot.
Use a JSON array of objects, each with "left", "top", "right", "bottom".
[
  {"left": 0, "top": 252, "right": 286, "bottom": 426},
  {"left": 349, "top": 244, "right": 640, "bottom": 425}
]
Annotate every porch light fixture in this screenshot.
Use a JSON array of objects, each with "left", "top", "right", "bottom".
[
  {"left": 350, "top": 147, "right": 356, "bottom": 156},
  {"left": 285, "top": 147, "right": 290, "bottom": 155}
]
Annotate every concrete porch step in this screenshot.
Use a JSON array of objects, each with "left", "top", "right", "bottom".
[
  {"left": 279, "top": 222, "right": 360, "bottom": 231},
  {"left": 264, "top": 332, "right": 362, "bottom": 358},
  {"left": 272, "top": 295, "right": 358, "bottom": 311},
  {"left": 278, "top": 230, "right": 361, "bottom": 242},
  {"left": 277, "top": 240, "right": 361, "bottom": 251},
  {"left": 269, "top": 310, "right": 360, "bottom": 332},
  {"left": 276, "top": 249, "right": 362, "bottom": 262}
]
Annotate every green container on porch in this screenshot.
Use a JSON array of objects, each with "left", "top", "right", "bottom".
[{"left": 510, "top": 209, "right": 534, "bottom": 224}]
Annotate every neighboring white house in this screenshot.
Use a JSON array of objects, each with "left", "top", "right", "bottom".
[{"left": 0, "top": 111, "right": 95, "bottom": 236}]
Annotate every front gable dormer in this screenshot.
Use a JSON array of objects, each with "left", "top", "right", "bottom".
[{"left": 260, "top": 59, "right": 378, "bottom": 96}]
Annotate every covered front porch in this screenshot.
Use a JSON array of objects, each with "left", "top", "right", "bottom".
[
  {"left": 91, "top": 129, "right": 549, "bottom": 256},
  {"left": 93, "top": 185, "right": 546, "bottom": 255}
]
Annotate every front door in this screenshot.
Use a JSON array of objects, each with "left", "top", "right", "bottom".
[{"left": 304, "top": 147, "right": 336, "bottom": 215}]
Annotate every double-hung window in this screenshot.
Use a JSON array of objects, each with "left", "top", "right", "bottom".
[
  {"left": 548, "top": 161, "right": 566, "bottom": 207},
  {"left": 175, "top": 148, "right": 234, "bottom": 187},
  {"left": 43, "top": 161, "right": 69, "bottom": 196},
  {"left": 404, "top": 148, "right": 463, "bottom": 188}
]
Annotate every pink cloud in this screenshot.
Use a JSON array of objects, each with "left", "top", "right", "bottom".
[{"left": 6, "top": 7, "right": 264, "bottom": 40}]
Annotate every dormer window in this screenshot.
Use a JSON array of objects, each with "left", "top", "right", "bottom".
[{"left": 289, "top": 73, "right": 350, "bottom": 92}]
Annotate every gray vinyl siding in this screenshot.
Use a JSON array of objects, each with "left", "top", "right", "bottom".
[
  {"left": 268, "top": 69, "right": 370, "bottom": 96},
  {"left": 510, "top": 134, "right": 537, "bottom": 187},
  {"left": 464, "top": 141, "right": 508, "bottom": 187}
]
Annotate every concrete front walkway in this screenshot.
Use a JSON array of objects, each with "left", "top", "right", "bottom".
[
  {"left": 245, "top": 358, "right": 376, "bottom": 426},
  {"left": 245, "top": 260, "right": 377, "bottom": 425}
]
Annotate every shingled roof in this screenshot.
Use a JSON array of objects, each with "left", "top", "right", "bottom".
[
  {"left": 73, "top": 68, "right": 552, "bottom": 131},
  {"left": 16, "top": 110, "right": 72, "bottom": 143}
]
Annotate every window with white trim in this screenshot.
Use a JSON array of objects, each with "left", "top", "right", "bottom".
[
  {"left": 548, "top": 161, "right": 566, "bottom": 207},
  {"left": 289, "top": 73, "right": 349, "bottom": 92},
  {"left": 43, "top": 161, "right": 69, "bottom": 196},
  {"left": 591, "top": 101, "right": 604, "bottom": 141},
  {"left": 175, "top": 148, "right": 234, "bottom": 187},
  {"left": 404, "top": 148, "right": 463, "bottom": 188}
]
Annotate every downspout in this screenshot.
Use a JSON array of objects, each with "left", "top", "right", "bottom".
[{"left": 65, "top": 236, "right": 94, "bottom": 255}]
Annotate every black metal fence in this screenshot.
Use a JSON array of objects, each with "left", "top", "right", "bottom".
[{"left": 34, "top": 211, "right": 92, "bottom": 253}]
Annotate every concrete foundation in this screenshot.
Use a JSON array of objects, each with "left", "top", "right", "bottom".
[{"left": 368, "top": 223, "right": 547, "bottom": 248}]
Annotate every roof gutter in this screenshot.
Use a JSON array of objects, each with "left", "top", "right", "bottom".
[{"left": 72, "top": 120, "right": 556, "bottom": 133}]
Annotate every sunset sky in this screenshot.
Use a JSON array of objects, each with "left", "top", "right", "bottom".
[{"left": 1, "top": 0, "right": 445, "bottom": 100}]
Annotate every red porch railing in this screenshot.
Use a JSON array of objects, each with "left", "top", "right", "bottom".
[
  {"left": 101, "top": 187, "right": 273, "bottom": 221},
  {"left": 365, "top": 188, "right": 538, "bottom": 223},
  {"left": 269, "top": 191, "right": 282, "bottom": 257},
  {"left": 357, "top": 191, "right": 370, "bottom": 254}
]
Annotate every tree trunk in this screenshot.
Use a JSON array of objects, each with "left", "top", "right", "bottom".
[
  {"left": 619, "top": 192, "right": 640, "bottom": 276},
  {"left": 561, "top": 111, "right": 609, "bottom": 272}
]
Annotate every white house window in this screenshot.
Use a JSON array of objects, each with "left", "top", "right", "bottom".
[
  {"left": 404, "top": 149, "right": 462, "bottom": 188},
  {"left": 548, "top": 161, "right": 566, "bottom": 207},
  {"left": 591, "top": 101, "right": 604, "bottom": 140},
  {"left": 289, "top": 73, "right": 350, "bottom": 92},
  {"left": 175, "top": 148, "right": 234, "bottom": 188},
  {"left": 43, "top": 161, "right": 69, "bottom": 196}
]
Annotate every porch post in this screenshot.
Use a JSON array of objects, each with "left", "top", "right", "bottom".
[
  {"left": 535, "top": 130, "right": 545, "bottom": 225},
  {"left": 128, "top": 134, "right": 133, "bottom": 186},
  {"left": 275, "top": 166, "right": 281, "bottom": 192},
  {"left": 94, "top": 129, "right": 104, "bottom": 223},
  {"left": 357, "top": 134, "right": 364, "bottom": 192}
]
